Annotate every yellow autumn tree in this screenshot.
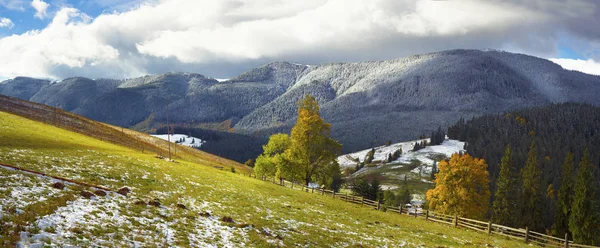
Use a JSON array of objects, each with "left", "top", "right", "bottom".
[
  {"left": 426, "top": 153, "right": 491, "bottom": 219},
  {"left": 286, "top": 94, "right": 342, "bottom": 186}
]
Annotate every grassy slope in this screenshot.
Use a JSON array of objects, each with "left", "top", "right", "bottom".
[
  {"left": 0, "top": 94, "right": 248, "bottom": 174},
  {"left": 0, "top": 111, "right": 530, "bottom": 247}
]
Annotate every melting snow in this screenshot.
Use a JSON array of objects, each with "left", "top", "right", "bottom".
[
  {"left": 151, "top": 134, "right": 206, "bottom": 148},
  {"left": 338, "top": 138, "right": 465, "bottom": 168}
]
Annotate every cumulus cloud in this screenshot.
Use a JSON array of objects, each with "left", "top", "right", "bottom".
[
  {"left": 31, "top": 0, "right": 50, "bottom": 19},
  {"left": 0, "top": 17, "right": 14, "bottom": 29},
  {"left": 550, "top": 58, "right": 600, "bottom": 75},
  {"left": 1, "top": 0, "right": 600, "bottom": 79}
]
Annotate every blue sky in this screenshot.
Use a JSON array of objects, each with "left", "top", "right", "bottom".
[
  {"left": 0, "top": 0, "right": 600, "bottom": 80},
  {"left": 0, "top": 0, "right": 142, "bottom": 36}
]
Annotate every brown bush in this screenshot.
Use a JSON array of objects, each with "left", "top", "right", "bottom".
[
  {"left": 176, "top": 204, "right": 187, "bottom": 210},
  {"left": 51, "top": 182, "right": 65, "bottom": 190},
  {"left": 80, "top": 191, "right": 94, "bottom": 199},
  {"left": 199, "top": 212, "right": 211, "bottom": 217},
  {"left": 117, "top": 187, "right": 130, "bottom": 196},
  {"left": 93, "top": 190, "right": 107, "bottom": 197},
  {"left": 148, "top": 199, "right": 161, "bottom": 207},
  {"left": 220, "top": 216, "right": 234, "bottom": 223},
  {"left": 134, "top": 200, "right": 147, "bottom": 206}
]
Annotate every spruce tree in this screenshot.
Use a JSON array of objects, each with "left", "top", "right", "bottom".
[
  {"left": 492, "top": 145, "right": 518, "bottom": 226},
  {"left": 554, "top": 152, "right": 574, "bottom": 238},
  {"left": 430, "top": 161, "right": 437, "bottom": 180},
  {"left": 569, "top": 150, "right": 600, "bottom": 245},
  {"left": 520, "top": 141, "right": 543, "bottom": 231}
]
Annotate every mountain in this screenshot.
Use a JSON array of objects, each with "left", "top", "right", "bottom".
[
  {"left": 3, "top": 49, "right": 600, "bottom": 161},
  {"left": 0, "top": 96, "right": 527, "bottom": 247}
]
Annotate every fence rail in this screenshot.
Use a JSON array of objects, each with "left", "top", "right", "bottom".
[{"left": 247, "top": 173, "right": 599, "bottom": 248}]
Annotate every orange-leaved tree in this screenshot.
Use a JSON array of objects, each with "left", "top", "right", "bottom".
[{"left": 426, "top": 153, "right": 491, "bottom": 219}]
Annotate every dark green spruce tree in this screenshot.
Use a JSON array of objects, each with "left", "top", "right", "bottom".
[
  {"left": 569, "top": 150, "right": 600, "bottom": 245},
  {"left": 492, "top": 145, "right": 519, "bottom": 226},
  {"left": 520, "top": 141, "right": 544, "bottom": 231},
  {"left": 554, "top": 152, "right": 574, "bottom": 238}
]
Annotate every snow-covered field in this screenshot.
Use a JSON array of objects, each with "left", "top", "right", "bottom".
[
  {"left": 0, "top": 164, "right": 250, "bottom": 247},
  {"left": 337, "top": 138, "right": 465, "bottom": 168},
  {"left": 151, "top": 134, "right": 206, "bottom": 148}
]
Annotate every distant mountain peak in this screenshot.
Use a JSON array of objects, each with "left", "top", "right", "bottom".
[{"left": 2, "top": 49, "right": 600, "bottom": 158}]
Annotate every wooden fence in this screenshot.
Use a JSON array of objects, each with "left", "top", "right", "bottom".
[{"left": 247, "top": 173, "right": 599, "bottom": 248}]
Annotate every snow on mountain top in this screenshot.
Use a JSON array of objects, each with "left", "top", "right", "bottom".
[
  {"left": 151, "top": 134, "right": 206, "bottom": 148},
  {"left": 337, "top": 139, "right": 465, "bottom": 168}
]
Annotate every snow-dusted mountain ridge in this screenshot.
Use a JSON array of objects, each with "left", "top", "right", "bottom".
[{"left": 2, "top": 49, "right": 600, "bottom": 153}]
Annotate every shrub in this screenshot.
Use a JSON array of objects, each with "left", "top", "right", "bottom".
[
  {"left": 80, "top": 191, "right": 94, "bottom": 199},
  {"left": 51, "top": 182, "right": 65, "bottom": 190},
  {"left": 148, "top": 199, "right": 161, "bottom": 207},
  {"left": 93, "top": 190, "right": 107, "bottom": 197},
  {"left": 117, "top": 187, "right": 130, "bottom": 196}
]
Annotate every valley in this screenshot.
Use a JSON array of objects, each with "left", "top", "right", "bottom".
[
  {"left": 0, "top": 102, "right": 527, "bottom": 247},
  {"left": 4, "top": 50, "right": 600, "bottom": 163}
]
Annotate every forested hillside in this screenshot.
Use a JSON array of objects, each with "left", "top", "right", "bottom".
[
  {"left": 447, "top": 103, "right": 600, "bottom": 238},
  {"left": 448, "top": 103, "right": 600, "bottom": 184},
  {"left": 155, "top": 126, "right": 266, "bottom": 163}
]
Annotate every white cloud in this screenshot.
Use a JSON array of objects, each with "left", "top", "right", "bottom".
[
  {"left": 31, "top": 0, "right": 50, "bottom": 19},
  {"left": 0, "top": 0, "right": 26, "bottom": 11},
  {"left": 0, "top": 0, "right": 599, "bottom": 80},
  {"left": 549, "top": 58, "right": 600, "bottom": 76},
  {"left": 0, "top": 17, "right": 14, "bottom": 29}
]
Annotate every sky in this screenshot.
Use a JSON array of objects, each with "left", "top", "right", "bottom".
[{"left": 0, "top": 0, "right": 600, "bottom": 80}]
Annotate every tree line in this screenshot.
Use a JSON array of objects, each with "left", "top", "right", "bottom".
[
  {"left": 444, "top": 103, "right": 600, "bottom": 245},
  {"left": 155, "top": 126, "right": 266, "bottom": 163}
]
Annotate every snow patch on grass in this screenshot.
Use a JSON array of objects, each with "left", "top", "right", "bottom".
[
  {"left": 338, "top": 139, "right": 464, "bottom": 168},
  {"left": 151, "top": 134, "right": 206, "bottom": 148}
]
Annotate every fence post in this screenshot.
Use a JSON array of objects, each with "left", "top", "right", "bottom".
[
  {"left": 352, "top": 194, "right": 355, "bottom": 203},
  {"left": 291, "top": 181, "right": 294, "bottom": 188},
  {"left": 425, "top": 209, "right": 429, "bottom": 220},
  {"left": 564, "top": 233, "right": 568, "bottom": 248},
  {"left": 525, "top": 226, "right": 529, "bottom": 244},
  {"left": 311, "top": 187, "right": 314, "bottom": 193},
  {"left": 332, "top": 191, "right": 335, "bottom": 199},
  {"left": 454, "top": 214, "right": 458, "bottom": 228},
  {"left": 399, "top": 205, "right": 402, "bottom": 214},
  {"left": 345, "top": 193, "right": 348, "bottom": 202},
  {"left": 321, "top": 188, "right": 324, "bottom": 196},
  {"left": 414, "top": 208, "right": 417, "bottom": 218},
  {"left": 361, "top": 197, "right": 364, "bottom": 206},
  {"left": 377, "top": 201, "right": 381, "bottom": 210},
  {"left": 487, "top": 220, "right": 491, "bottom": 235}
]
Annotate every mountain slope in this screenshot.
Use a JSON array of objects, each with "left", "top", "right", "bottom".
[
  {"left": 3, "top": 49, "right": 600, "bottom": 158},
  {"left": 0, "top": 99, "right": 528, "bottom": 247},
  {"left": 448, "top": 102, "right": 600, "bottom": 186},
  {"left": 0, "top": 94, "right": 242, "bottom": 171},
  {"left": 447, "top": 102, "right": 600, "bottom": 234}
]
